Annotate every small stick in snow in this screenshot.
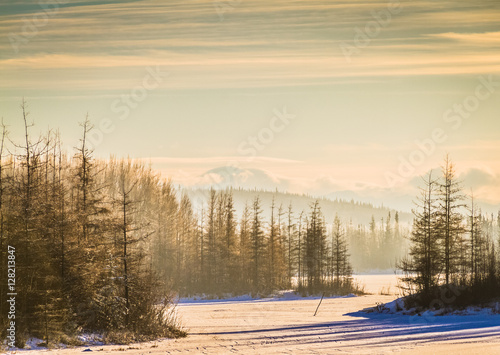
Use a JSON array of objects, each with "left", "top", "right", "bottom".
[{"left": 314, "top": 292, "right": 325, "bottom": 316}]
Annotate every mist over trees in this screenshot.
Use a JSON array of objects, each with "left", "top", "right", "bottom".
[
  {"left": 400, "top": 156, "right": 500, "bottom": 308},
  {"left": 2, "top": 109, "right": 409, "bottom": 345},
  {"left": 6, "top": 108, "right": 497, "bottom": 346},
  {"left": 187, "top": 189, "right": 410, "bottom": 273}
]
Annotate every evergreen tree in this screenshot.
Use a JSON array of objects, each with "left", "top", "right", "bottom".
[
  {"left": 239, "top": 203, "right": 252, "bottom": 292},
  {"left": 266, "top": 198, "right": 285, "bottom": 290},
  {"left": 177, "top": 193, "right": 195, "bottom": 293},
  {"left": 330, "top": 214, "right": 352, "bottom": 291},
  {"left": 205, "top": 188, "right": 217, "bottom": 293},
  {"left": 285, "top": 203, "right": 296, "bottom": 288},
  {"left": 468, "top": 192, "right": 483, "bottom": 285},
  {"left": 250, "top": 196, "right": 265, "bottom": 292},
  {"left": 305, "top": 201, "right": 327, "bottom": 294},
  {"left": 222, "top": 189, "right": 238, "bottom": 292},
  {"left": 437, "top": 156, "right": 465, "bottom": 285},
  {"left": 297, "top": 211, "right": 305, "bottom": 289},
  {"left": 399, "top": 173, "right": 441, "bottom": 296},
  {"left": 70, "top": 117, "right": 111, "bottom": 331}
]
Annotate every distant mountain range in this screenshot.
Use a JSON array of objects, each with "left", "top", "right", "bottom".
[
  {"left": 185, "top": 188, "right": 413, "bottom": 227},
  {"left": 181, "top": 166, "right": 499, "bottom": 217},
  {"left": 197, "top": 166, "right": 290, "bottom": 192}
]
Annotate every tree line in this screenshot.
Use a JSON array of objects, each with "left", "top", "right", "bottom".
[
  {"left": 183, "top": 192, "right": 357, "bottom": 296},
  {"left": 400, "top": 156, "right": 500, "bottom": 308},
  {"left": 0, "top": 107, "right": 185, "bottom": 347},
  {"left": 347, "top": 211, "right": 406, "bottom": 271},
  {"left": 0, "top": 106, "right": 407, "bottom": 346}
]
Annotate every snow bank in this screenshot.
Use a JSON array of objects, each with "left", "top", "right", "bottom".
[
  {"left": 3, "top": 334, "right": 103, "bottom": 352},
  {"left": 366, "top": 297, "right": 500, "bottom": 317},
  {"left": 76, "top": 333, "right": 104, "bottom": 346},
  {"left": 4, "top": 337, "right": 67, "bottom": 352},
  {"left": 19, "top": 338, "right": 49, "bottom": 351}
]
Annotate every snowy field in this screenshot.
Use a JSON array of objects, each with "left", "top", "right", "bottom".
[
  {"left": 25, "top": 275, "right": 500, "bottom": 354},
  {"left": 353, "top": 273, "right": 402, "bottom": 295}
]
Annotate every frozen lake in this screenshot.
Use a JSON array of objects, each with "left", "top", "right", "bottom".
[
  {"left": 45, "top": 274, "right": 500, "bottom": 354},
  {"left": 353, "top": 273, "right": 402, "bottom": 295}
]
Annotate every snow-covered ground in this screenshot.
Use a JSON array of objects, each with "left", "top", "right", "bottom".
[
  {"left": 15, "top": 275, "right": 500, "bottom": 354},
  {"left": 353, "top": 273, "right": 402, "bottom": 295}
]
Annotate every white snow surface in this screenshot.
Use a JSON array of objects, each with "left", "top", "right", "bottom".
[
  {"left": 30, "top": 294, "right": 499, "bottom": 354},
  {"left": 15, "top": 338, "right": 53, "bottom": 351},
  {"left": 10, "top": 275, "right": 500, "bottom": 354}
]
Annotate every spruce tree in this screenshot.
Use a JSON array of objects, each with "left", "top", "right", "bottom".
[
  {"left": 285, "top": 203, "right": 296, "bottom": 288},
  {"left": 399, "top": 173, "right": 441, "bottom": 296},
  {"left": 239, "top": 203, "right": 252, "bottom": 292},
  {"left": 250, "top": 196, "right": 265, "bottom": 292},
  {"left": 468, "top": 192, "right": 483, "bottom": 285},
  {"left": 330, "top": 214, "right": 352, "bottom": 291},
  {"left": 437, "top": 156, "right": 465, "bottom": 285},
  {"left": 305, "top": 201, "right": 327, "bottom": 294}
]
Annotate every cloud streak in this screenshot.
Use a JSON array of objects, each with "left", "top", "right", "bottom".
[
  {"left": 2, "top": 0, "right": 500, "bottom": 92},
  {"left": 1, "top": 0, "right": 499, "bottom": 210}
]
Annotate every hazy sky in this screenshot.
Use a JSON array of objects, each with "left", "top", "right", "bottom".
[{"left": 1, "top": 0, "right": 500, "bottom": 210}]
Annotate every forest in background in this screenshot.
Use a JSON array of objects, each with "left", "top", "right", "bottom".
[
  {"left": 187, "top": 188, "right": 411, "bottom": 272},
  {"left": 0, "top": 107, "right": 405, "bottom": 346},
  {"left": 1, "top": 106, "right": 499, "bottom": 348}
]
